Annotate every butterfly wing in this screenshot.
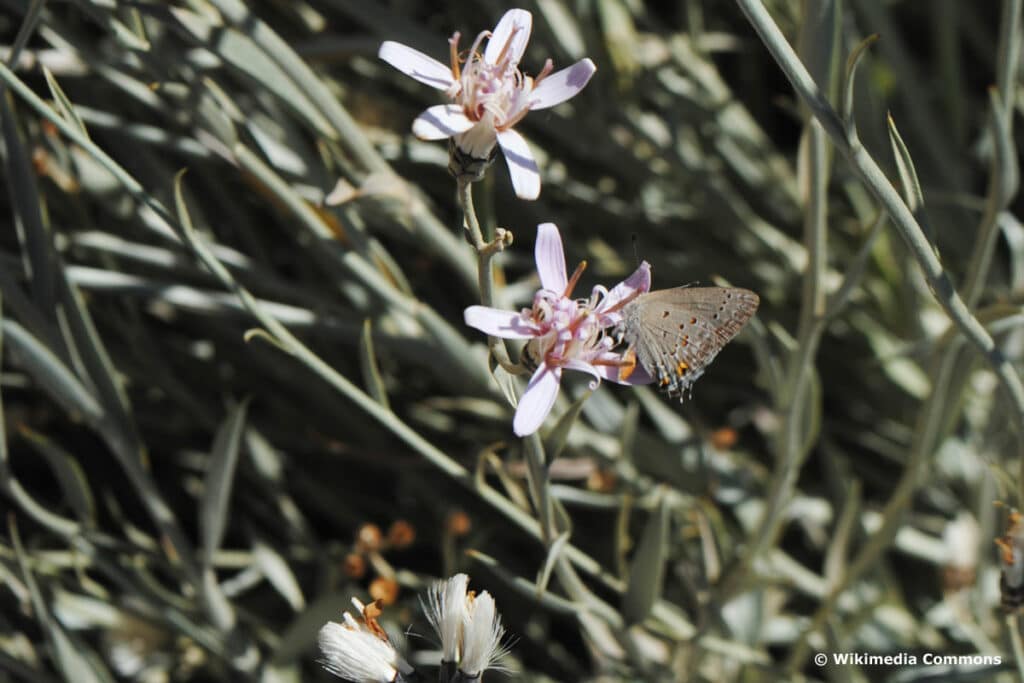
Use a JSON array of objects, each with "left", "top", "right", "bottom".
[{"left": 621, "top": 287, "right": 759, "bottom": 398}]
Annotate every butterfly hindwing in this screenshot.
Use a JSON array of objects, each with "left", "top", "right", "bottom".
[{"left": 619, "top": 287, "right": 759, "bottom": 398}]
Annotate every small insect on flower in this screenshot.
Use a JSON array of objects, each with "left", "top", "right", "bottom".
[
  {"left": 379, "top": 9, "right": 596, "bottom": 199},
  {"left": 318, "top": 598, "right": 414, "bottom": 682},
  {"left": 610, "top": 287, "right": 759, "bottom": 400},
  {"left": 464, "top": 223, "right": 653, "bottom": 435}
]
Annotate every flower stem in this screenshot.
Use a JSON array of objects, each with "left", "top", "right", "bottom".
[{"left": 457, "top": 178, "right": 521, "bottom": 373}]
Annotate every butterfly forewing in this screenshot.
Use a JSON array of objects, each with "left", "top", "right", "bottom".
[{"left": 619, "top": 287, "right": 759, "bottom": 398}]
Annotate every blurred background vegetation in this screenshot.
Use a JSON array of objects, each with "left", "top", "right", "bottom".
[{"left": 0, "top": 0, "right": 1022, "bottom": 681}]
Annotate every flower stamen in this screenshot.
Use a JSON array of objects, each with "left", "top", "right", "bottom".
[
  {"left": 564, "top": 260, "right": 587, "bottom": 298},
  {"left": 448, "top": 32, "right": 462, "bottom": 81}
]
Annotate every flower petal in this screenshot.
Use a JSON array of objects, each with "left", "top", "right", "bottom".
[
  {"left": 464, "top": 306, "right": 539, "bottom": 339},
  {"left": 514, "top": 364, "right": 561, "bottom": 436},
  {"left": 530, "top": 59, "right": 597, "bottom": 110},
  {"left": 564, "top": 359, "right": 604, "bottom": 388},
  {"left": 597, "top": 261, "right": 652, "bottom": 325},
  {"left": 378, "top": 41, "right": 455, "bottom": 90},
  {"left": 485, "top": 9, "right": 532, "bottom": 66},
  {"left": 496, "top": 129, "right": 540, "bottom": 200},
  {"left": 412, "top": 104, "right": 474, "bottom": 140},
  {"left": 534, "top": 223, "right": 567, "bottom": 293}
]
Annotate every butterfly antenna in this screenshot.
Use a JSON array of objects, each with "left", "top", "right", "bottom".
[{"left": 631, "top": 233, "right": 641, "bottom": 266}]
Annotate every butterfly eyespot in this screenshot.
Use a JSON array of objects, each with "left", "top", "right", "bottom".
[
  {"left": 689, "top": 317, "right": 697, "bottom": 324},
  {"left": 660, "top": 375, "right": 671, "bottom": 387},
  {"left": 676, "top": 361, "right": 688, "bottom": 376},
  {"left": 661, "top": 311, "right": 670, "bottom": 318}
]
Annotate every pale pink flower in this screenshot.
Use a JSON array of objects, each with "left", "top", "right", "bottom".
[
  {"left": 465, "top": 223, "right": 652, "bottom": 436},
  {"left": 379, "top": 9, "right": 596, "bottom": 199}
]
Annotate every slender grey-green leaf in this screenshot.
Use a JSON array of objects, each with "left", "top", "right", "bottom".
[
  {"left": 887, "top": 113, "right": 925, "bottom": 215},
  {"left": 41, "top": 66, "right": 89, "bottom": 140},
  {"left": 544, "top": 388, "right": 591, "bottom": 461},
  {"left": 359, "top": 318, "right": 390, "bottom": 409},
  {"left": 842, "top": 34, "right": 878, "bottom": 133},
  {"left": 535, "top": 531, "right": 571, "bottom": 598},
  {"left": 5, "top": 0, "right": 47, "bottom": 70},
  {"left": 9, "top": 519, "right": 108, "bottom": 683},
  {"left": 56, "top": 271, "right": 137, "bottom": 441},
  {"left": 201, "top": 398, "right": 251, "bottom": 567},
  {"left": 2, "top": 92, "right": 56, "bottom": 312},
  {"left": 20, "top": 426, "right": 96, "bottom": 526},
  {"left": 3, "top": 319, "right": 104, "bottom": 425},
  {"left": 253, "top": 541, "right": 305, "bottom": 611},
  {"left": 622, "top": 492, "right": 670, "bottom": 625},
  {"left": 170, "top": 8, "right": 334, "bottom": 140}
]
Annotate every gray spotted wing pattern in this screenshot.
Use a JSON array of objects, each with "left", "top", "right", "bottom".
[{"left": 618, "top": 287, "right": 759, "bottom": 398}]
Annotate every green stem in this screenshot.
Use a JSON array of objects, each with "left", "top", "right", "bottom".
[{"left": 457, "top": 178, "right": 520, "bottom": 373}]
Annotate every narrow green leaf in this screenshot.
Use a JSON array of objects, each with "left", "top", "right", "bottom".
[
  {"left": 887, "top": 113, "right": 924, "bottom": 214},
  {"left": 1, "top": 92, "right": 56, "bottom": 312},
  {"left": 622, "top": 492, "right": 670, "bottom": 625},
  {"left": 842, "top": 34, "right": 879, "bottom": 133},
  {"left": 253, "top": 541, "right": 305, "bottom": 611},
  {"left": 358, "top": 319, "right": 389, "bottom": 409},
  {"left": 3, "top": 319, "right": 104, "bottom": 425},
  {"left": 42, "top": 66, "right": 89, "bottom": 140},
  {"left": 543, "top": 388, "right": 591, "bottom": 461},
  {"left": 171, "top": 8, "right": 334, "bottom": 140},
  {"left": 200, "top": 399, "right": 251, "bottom": 567},
  {"left": 56, "top": 272, "right": 138, "bottom": 444},
  {"left": 9, "top": 519, "right": 108, "bottom": 683},
  {"left": 535, "top": 531, "right": 571, "bottom": 598},
  {"left": 20, "top": 426, "right": 96, "bottom": 526},
  {"left": 6, "top": 0, "right": 46, "bottom": 69}
]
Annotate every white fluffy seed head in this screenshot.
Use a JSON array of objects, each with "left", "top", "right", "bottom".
[
  {"left": 422, "top": 573, "right": 469, "bottom": 663},
  {"left": 459, "top": 591, "right": 508, "bottom": 677},
  {"left": 318, "top": 621, "right": 398, "bottom": 682}
]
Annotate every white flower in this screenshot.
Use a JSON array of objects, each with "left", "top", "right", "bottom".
[
  {"left": 460, "top": 591, "right": 508, "bottom": 678},
  {"left": 379, "top": 9, "right": 596, "bottom": 199},
  {"left": 421, "top": 575, "right": 510, "bottom": 678},
  {"left": 318, "top": 599, "right": 412, "bottom": 682},
  {"left": 422, "top": 573, "right": 469, "bottom": 665}
]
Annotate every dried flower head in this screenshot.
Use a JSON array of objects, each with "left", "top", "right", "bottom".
[{"left": 318, "top": 598, "right": 413, "bottom": 682}]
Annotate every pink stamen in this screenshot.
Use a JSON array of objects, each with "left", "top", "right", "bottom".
[
  {"left": 564, "top": 260, "right": 587, "bottom": 298},
  {"left": 534, "top": 58, "right": 554, "bottom": 84},
  {"left": 493, "top": 26, "right": 521, "bottom": 67},
  {"left": 448, "top": 32, "right": 462, "bottom": 80}
]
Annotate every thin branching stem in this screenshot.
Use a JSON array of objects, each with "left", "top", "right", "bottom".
[
  {"left": 458, "top": 178, "right": 520, "bottom": 373},
  {"left": 735, "top": 0, "right": 1024, "bottom": 473}
]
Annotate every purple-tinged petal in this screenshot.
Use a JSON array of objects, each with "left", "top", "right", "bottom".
[
  {"left": 597, "top": 261, "right": 651, "bottom": 324},
  {"left": 465, "top": 306, "right": 540, "bottom": 339},
  {"left": 378, "top": 41, "right": 455, "bottom": 90},
  {"left": 529, "top": 59, "right": 597, "bottom": 110},
  {"left": 514, "top": 364, "right": 561, "bottom": 436},
  {"left": 564, "top": 359, "right": 604, "bottom": 390},
  {"left": 485, "top": 9, "right": 532, "bottom": 66},
  {"left": 412, "top": 105, "right": 474, "bottom": 140},
  {"left": 496, "top": 129, "right": 540, "bottom": 200},
  {"left": 535, "top": 223, "right": 567, "bottom": 293}
]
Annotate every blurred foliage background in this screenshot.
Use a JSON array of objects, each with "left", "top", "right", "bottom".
[{"left": 0, "top": 0, "right": 1022, "bottom": 681}]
